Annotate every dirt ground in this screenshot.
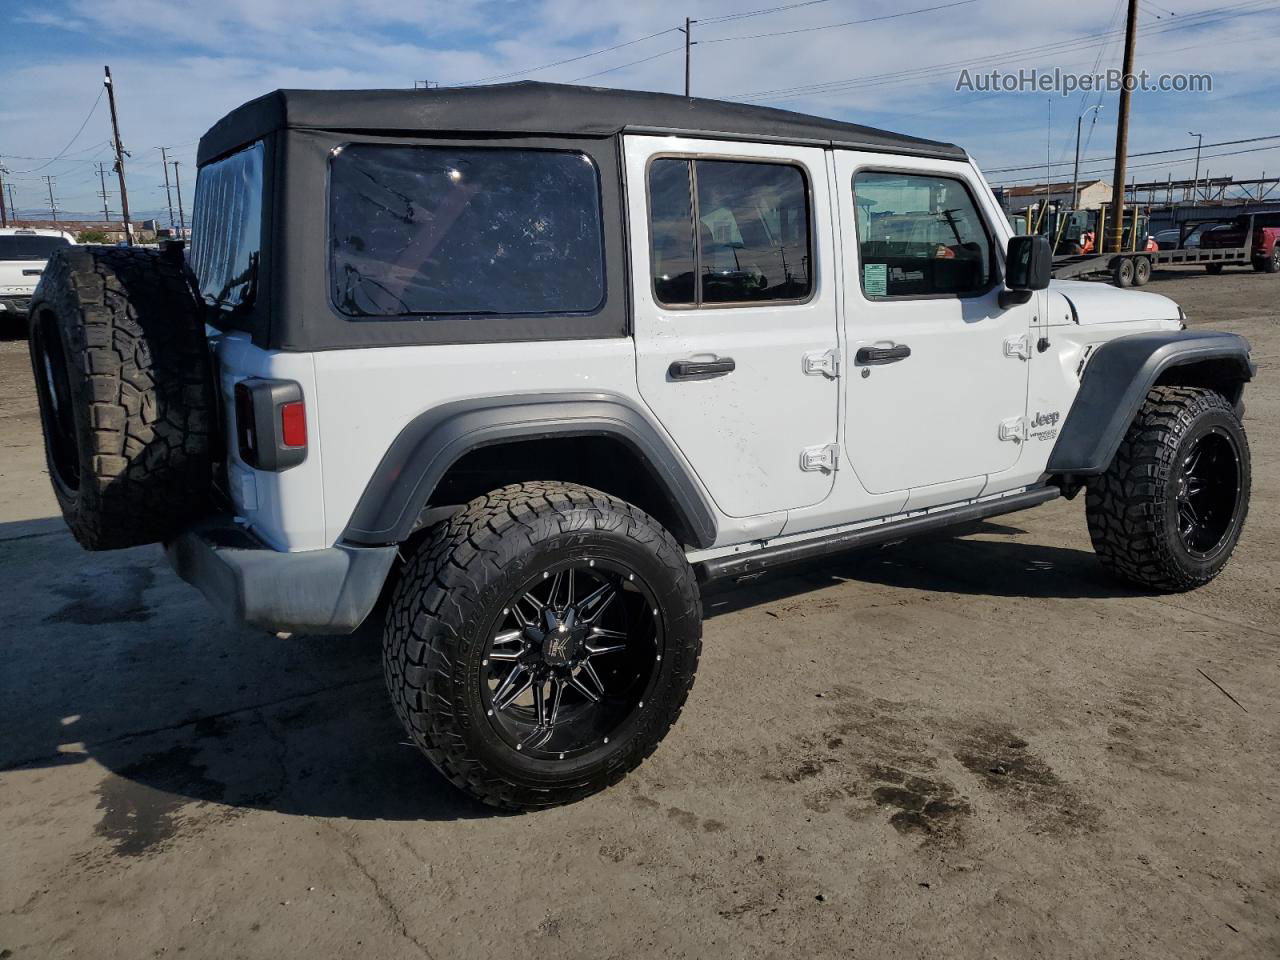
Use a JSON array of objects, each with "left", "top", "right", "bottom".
[{"left": 1, "top": 265, "right": 1277, "bottom": 959}]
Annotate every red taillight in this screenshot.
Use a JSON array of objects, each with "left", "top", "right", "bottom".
[{"left": 280, "top": 401, "right": 307, "bottom": 448}]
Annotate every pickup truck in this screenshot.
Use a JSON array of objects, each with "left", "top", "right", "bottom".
[
  {"left": 1197, "top": 211, "right": 1280, "bottom": 274},
  {"left": 0, "top": 228, "right": 75, "bottom": 327}
]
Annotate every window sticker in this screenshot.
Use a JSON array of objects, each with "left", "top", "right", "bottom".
[{"left": 863, "top": 262, "right": 888, "bottom": 297}]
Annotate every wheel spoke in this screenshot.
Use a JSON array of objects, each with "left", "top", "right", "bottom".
[
  {"left": 488, "top": 648, "right": 522, "bottom": 662},
  {"left": 493, "top": 629, "right": 522, "bottom": 646},
  {"left": 548, "top": 678, "right": 565, "bottom": 725},
  {"left": 493, "top": 664, "right": 532, "bottom": 711},
  {"left": 580, "top": 660, "right": 607, "bottom": 698},
  {"left": 585, "top": 627, "right": 627, "bottom": 657},
  {"left": 566, "top": 673, "right": 601, "bottom": 703},
  {"left": 581, "top": 586, "right": 618, "bottom": 624},
  {"left": 533, "top": 679, "right": 547, "bottom": 726}
]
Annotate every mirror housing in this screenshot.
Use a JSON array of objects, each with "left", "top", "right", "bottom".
[{"left": 1001, "top": 234, "right": 1052, "bottom": 308}]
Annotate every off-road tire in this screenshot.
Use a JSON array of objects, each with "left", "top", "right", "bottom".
[
  {"left": 1205, "top": 262, "right": 1225, "bottom": 275},
  {"left": 28, "top": 246, "right": 216, "bottom": 550},
  {"left": 1254, "top": 245, "right": 1280, "bottom": 273},
  {"left": 1086, "top": 386, "right": 1250, "bottom": 592},
  {"left": 383, "top": 482, "right": 702, "bottom": 810}
]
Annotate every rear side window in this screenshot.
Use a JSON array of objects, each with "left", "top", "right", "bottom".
[
  {"left": 853, "top": 171, "right": 993, "bottom": 299},
  {"left": 648, "top": 158, "right": 812, "bottom": 307},
  {"left": 329, "top": 145, "right": 605, "bottom": 318},
  {"left": 0, "top": 236, "right": 69, "bottom": 260},
  {"left": 190, "top": 140, "right": 264, "bottom": 310}
]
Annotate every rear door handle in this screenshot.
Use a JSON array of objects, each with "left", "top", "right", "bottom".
[
  {"left": 855, "top": 344, "right": 911, "bottom": 365},
  {"left": 668, "top": 357, "right": 736, "bottom": 381}
]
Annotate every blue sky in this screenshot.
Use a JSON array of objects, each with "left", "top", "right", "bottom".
[{"left": 2, "top": 0, "right": 1278, "bottom": 221}]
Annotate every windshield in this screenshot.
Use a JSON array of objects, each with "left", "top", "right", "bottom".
[{"left": 0, "top": 236, "right": 70, "bottom": 260}]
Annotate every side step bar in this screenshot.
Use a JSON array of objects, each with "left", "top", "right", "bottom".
[{"left": 696, "top": 486, "right": 1060, "bottom": 587}]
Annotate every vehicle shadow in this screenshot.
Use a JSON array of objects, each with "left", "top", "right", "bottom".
[
  {"left": 2, "top": 518, "right": 1145, "bottom": 833},
  {"left": 1, "top": 522, "right": 496, "bottom": 825},
  {"left": 703, "top": 521, "right": 1149, "bottom": 617}
]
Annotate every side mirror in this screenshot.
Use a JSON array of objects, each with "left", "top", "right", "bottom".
[{"left": 1001, "top": 234, "right": 1052, "bottom": 307}]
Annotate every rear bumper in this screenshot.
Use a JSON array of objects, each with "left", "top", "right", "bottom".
[
  {"left": 165, "top": 518, "right": 397, "bottom": 635},
  {"left": 0, "top": 295, "right": 32, "bottom": 317}
]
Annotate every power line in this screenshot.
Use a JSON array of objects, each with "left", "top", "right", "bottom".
[
  {"left": 459, "top": 26, "right": 680, "bottom": 85},
  {"left": 985, "top": 134, "right": 1280, "bottom": 173},
  {"left": 699, "top": 0, "right": 976, "bottom": 44},
  {"left": 11, "top": 89, "right": 105, "bottom": 174},
  {"left": 699, "top": 0, "right": 847, "bottom": 24},
  {"left": 570, "top": 46, "right": 684, "bottom": 83},
  {"left": 723, "top": 0, "right": 1277, "bottom": 102},
  {"left": 991, "top": 142, "right": 1280, "bottom": 185}
]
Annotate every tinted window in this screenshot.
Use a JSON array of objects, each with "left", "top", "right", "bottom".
[
  {"left": 330, "top": 145, "right": 605, "bottom": 318},
  {"left": 647, "top": 158, "right": 811, "bottom": 307},
  {"left": 649, "top": 159, "right": 696, "bottom": 305},
  {"left": 190, "top": 140, "right": 264, "bottom": 310},
  {"left": 853, "top": 171, "right": 992, "bottom": 298},
  {"left": 0, "top": 236, "right": 69, "bottom": 260}
]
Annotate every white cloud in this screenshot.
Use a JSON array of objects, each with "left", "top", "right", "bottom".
[{"left": 3, "top": 0, "right": 1277, "bottom": 216}]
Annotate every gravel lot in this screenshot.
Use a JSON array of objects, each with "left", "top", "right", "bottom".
[{"left": 2, "top": 266, "right": 1277, "bottom": 959}]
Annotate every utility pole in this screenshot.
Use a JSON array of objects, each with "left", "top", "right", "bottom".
[
  {"left": 1071, "top": 105, "right": 1103, "bottom": 210},
  {"left": 171, "top": 161, "right": 186, "bottom": 236},
  {"left": 159, "top": 146, "right": 176, "bottom": 229},
  {"left": 43, "top": 176, "right": 59, "bottom": 223},
  {"left": 4, "top": 181, "right": 15, "bottom": 223},
  {"left": 0, "top": 164, "right": 8, "bottom": 227},
  {"left": 1106, "top": 0, "right": 1139, "bottom": 253},
  {"left": 96, "top": 162, "right": 112, "bottom": 221},
  {"left": 1188, "top": 131, "right": 1203, "bottom": 207},
  {"left": 679, "top": 18, "right": 696, "bottom": 97},
  {"left": 104, "top": 66, "right": 133, "bottom": 246}
]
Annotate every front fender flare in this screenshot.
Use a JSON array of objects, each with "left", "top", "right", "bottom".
[
  {"left": 339, "top": 392, "right": 718, "bottom": 548},
  {"left": 1047, "top": 330, "right": 1254, "bottom": 476}
]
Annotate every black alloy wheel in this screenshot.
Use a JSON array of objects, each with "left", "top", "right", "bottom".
[
  {"left": 1173, "top": 427, "right": 1242, "bottom": 558},
  {"left": 481, "top": 560, "right": 663, "bottom": 760}
]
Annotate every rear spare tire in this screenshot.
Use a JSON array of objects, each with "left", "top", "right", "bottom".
[{"left": 28, "top": 246, "right": 216, "bottom": 550}]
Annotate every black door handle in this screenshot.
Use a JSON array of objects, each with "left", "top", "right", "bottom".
[
  {"left": 855, "top": 344, "right": 911, "bottom": 365},
  {"left": 668, "top": 357, "right": 736, "bottom": 381}
]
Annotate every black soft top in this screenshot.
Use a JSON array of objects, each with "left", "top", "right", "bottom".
[{"left": 197, "top": 81, "right": 966, "bottom": 165}]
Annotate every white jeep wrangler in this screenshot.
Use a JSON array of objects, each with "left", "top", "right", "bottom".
[{"left": 28, "top": 83, "right": 1254, "bottom": 810}]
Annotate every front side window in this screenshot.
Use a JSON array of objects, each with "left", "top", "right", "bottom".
[
  {"left": 330, "top": 145, "right": 605, "bottom": 318},
  {"left": 190, "top": 140, "right": 264, "bottom": 310},
  {"left": 853, "top": 171, "right": 993, "bottom": 298},
  {"left": 648, "top": 158, "right": 812, "bottom": 307}
]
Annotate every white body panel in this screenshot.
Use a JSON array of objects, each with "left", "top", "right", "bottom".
[
  {"left": 623, "top": 135, "right": 840, "bottom": 519},
  {"left": 210, "top": 143, "right": 1186, "bottom": 559}
]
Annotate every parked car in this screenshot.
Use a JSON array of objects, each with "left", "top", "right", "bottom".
[
  {"left": 0, "top": 228, "right": 74, "bottom": 326},
  {"left": 1153, "top": 222, "right": 1219, "bottom": 251},
  {"left": 28, "top": 83, "right": 1255, "bottom": 810},
  {"left": 1197, "top": 211, "right": 1280, "bottom": 273}
]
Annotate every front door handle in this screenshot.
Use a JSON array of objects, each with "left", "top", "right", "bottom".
[
  {"left": 855, "top": 344, "right": 911, "bottom": 366},
  {"left": 668, "top": 357, "right": 736, "bottom": 381}
]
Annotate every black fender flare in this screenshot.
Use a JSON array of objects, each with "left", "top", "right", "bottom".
[
  {"left": 339, "top": 392, "right": 718, "bottom": 548},
  {"left": 1047, "top": 330, "right": 1255, "bottom": 476}
]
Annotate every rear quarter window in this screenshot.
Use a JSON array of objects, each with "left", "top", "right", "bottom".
[
  {"left": 190, "top": 141, "right": 265, "bottom": 311},
  {"left": 328, "top": 145, "right": 606, "bottom": 319}
]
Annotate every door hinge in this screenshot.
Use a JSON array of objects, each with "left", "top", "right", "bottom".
[
  {"left": 1003, "top": 334, "right": 1032, "bottom": 361},
  {"left": 800, "top": 443, "right": 840, "bottom": 473},
  {"left": 999, "top": 416, "right": 1029, "bottom": 443},
  {"left": 802, "top": 348, "right": 840, "bottom": 379}
]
